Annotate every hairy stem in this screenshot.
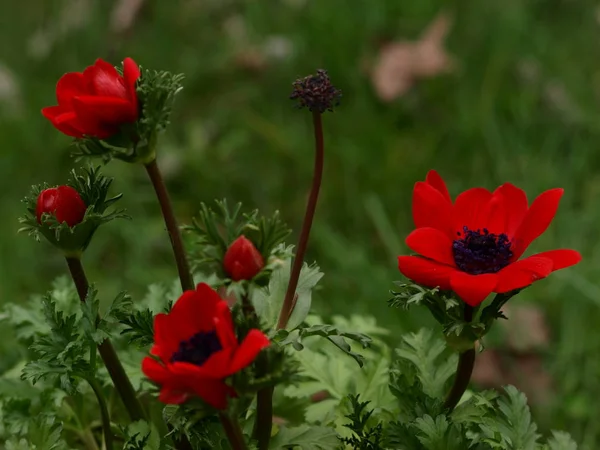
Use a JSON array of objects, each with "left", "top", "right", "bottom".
[
  {"left": 219, "top": 414, "right": 248, "bottom": 450},
  {"left": 443, "top": 305, "right": 476, "bottom": 411},
  {"left": 87, "top": 378, "right": 114, "bottom": 450},
  {"left": 65, "top": 257, "right": 145, "bottom": 421},
  {"left": 277, "top": 111, "right": 324, "bottom": 329},
  {"left": 144, "top": 158, "right": 195, "bottom": 292}
]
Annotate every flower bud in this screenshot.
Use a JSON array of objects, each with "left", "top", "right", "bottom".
[
  {"left": 36, "top": 186, "right": 87, "bottom": 227},
  {"left": 223, "top": 236, "right": 264, "bottom": 281}
]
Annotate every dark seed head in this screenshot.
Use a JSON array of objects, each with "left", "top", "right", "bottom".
[
  {"left": 290, "top": 69, "right": 342, "bottom": 113},
  {"left": 171, "top": 330, "right": 222, "bottom": 366},
  {"left": 452, "top": 226, "right": 513, "bottom": 275}
]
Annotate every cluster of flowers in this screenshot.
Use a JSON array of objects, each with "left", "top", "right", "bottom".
[{"left": 30, "top": 55, "right": 582, "bottom": 448}]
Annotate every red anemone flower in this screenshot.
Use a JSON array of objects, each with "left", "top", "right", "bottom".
[
  {"left": 398, "top": 170, "right": 581, "bottom": 306},
  {"left": 142, "top": 283, "right": 270, "bottom": 409},
  {"left": 42, "top": 57, "right": 140, "bottom": 139}
]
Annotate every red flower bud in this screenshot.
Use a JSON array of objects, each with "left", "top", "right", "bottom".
[
  {"left": 223, "top": 236, "right": 264, "bottom": 281},
  {"left": 42, "top": 57, "right": 141, "bottom": 139},
  {"left": 36, "top": 186, "right": 87, "bottom": 227}
]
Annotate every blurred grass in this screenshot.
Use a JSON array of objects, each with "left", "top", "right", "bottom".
[{"left": 2, "top": 0, "right": 600, "bottom": 446}]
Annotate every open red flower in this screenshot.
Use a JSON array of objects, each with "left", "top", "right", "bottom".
[
  {"left": 398, "top": 170, "right": 581, "bottom": 306},
  {"left": 42, "top": 57, "right": 140, "bottom": 139},
  {"left": 142, "top": 283, "right": 269, "bottom": 409}
]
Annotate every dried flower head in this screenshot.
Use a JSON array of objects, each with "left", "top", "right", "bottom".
[{"left": 290, "top": 69, "right": 342, "bottom": 113}]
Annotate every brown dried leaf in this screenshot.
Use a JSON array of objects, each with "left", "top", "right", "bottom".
[
  {"left": 110, "top": 0, "right": 146, "bottom": 34},
  {"left": 370, "top": 12, "right": 455, "bottom": 102},
  {"left": 501, "top": 304, "right": 550, "bottom": 352}
]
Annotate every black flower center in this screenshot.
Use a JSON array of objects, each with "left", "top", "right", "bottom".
[
  {"left": 171, "top": 330, "right": 222, "bottom": 366},
  {"left": 452, "top": 226, "right": 513, "bottom": 275}
]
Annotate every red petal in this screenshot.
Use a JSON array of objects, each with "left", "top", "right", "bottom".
[
  {"left": 530, "top": 249, "right": 581, "bottom": 271},
  {"left": 412, "top": 181, "right": 453, "bottom": 237},
  {"left": 214, "top": 302, "right": 237, "bottom": 349},
  {"left": 450, "top": 272, "right": 497, "bottom": 306},
  {"left": 512, "top": 188, "right": 564, "bottom": 259},
  {"left": 41, "top": 107, "right": 84, "bottom": 138},
  {"left": 123, "top": 57, "right": 140, "bottom": 115},
  {"left": 56, "top": 72, "right": 86, "bottom": 107},
  {"left": 189, "top": 378, "right": 234, "bottom": 410},
  {"left": 480, "top": 191, "right": 507, "bottom": 235},
  {"left": 142, "top": 357, "right": 172, "bottom": 384},
  {"left": 405, "top": 227, "right": 455, "bottom": 266},
  {"left": 167, "top": 287, "right": 218, "bottom": 336},
  {"left": 72, "top": 95, "right": 136, "bottom": 124},
  {"left": 453, "top": 187, "right": 492, "bottom": 234},
  {"left": 85, "top": 58, "right": 128, "bottom": 99},
  {"left": 425, "top": 170, "right": 451, "bottom": 203},
  {"left": 169, "top": 363, "right": 235, "bottom": 409},
  {"left": 158, "top": 387, "right": 189, "bottom": 404},
  {"left": 494, "top": 183, "right": 528, "bottom": 238},
  {"left": 495, "top": 257, "right": 553, "bottom": 293},
  {"left": 397, "top": 256, "right": 455, "bottom": 290},
  {"left": 151, "top": 313, "right": 193, "bottom": 363},
  {"left": 182, "top": 349, "right": 235, "bottom": 379},
  {"left": 228, "top": 329, "right": 270, "bottom": 374}
]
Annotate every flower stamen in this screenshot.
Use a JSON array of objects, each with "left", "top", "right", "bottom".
[
  {"left": 171, "top": 330, "right": 222, "bottom": 366},
  {"left": 452, "top": 226, "right": 512, "bottom": 275}
]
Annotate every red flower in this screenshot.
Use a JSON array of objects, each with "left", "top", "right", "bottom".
[
  {"left": 398, "top": 170, "right": 581, "bottom": 306},
  {"left": 142, "top": 283, "right": 270, "bottom": 409},
  {"left": 223, "top": 236, "right": 265, "bottom": 281},
  {"left": 42, "top": 58, "right": 140, "bottom": 139},
  {"left": 36, "top": 186, "right": 87, "bottom": 227}
]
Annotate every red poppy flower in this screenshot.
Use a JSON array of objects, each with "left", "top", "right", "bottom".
[
  {"left": 398, "top": 170, "right": 581, "bottom": 306},
  {"left": 142, "top": 283, "right": 270, "bottom": 409},
  {"left": 223, "top": 236, "right": 265, "bottom": 281},
  {"left": 42, "top": 58, "right": 140, "bottom": 139},
  {"left": 36, "top": 185, "right": 87, "bottom": 227}
]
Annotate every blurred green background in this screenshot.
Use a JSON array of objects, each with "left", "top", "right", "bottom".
[{"left": 2, "top": 0, "right": 600, "bottom": 447}]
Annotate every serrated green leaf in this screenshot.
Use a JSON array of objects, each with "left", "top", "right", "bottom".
[
  {"left": 269, "top": 425, "right": 338, "bottom": 449},
  {"left": 546, "top": 431, "right": 577, "bottom": 450},
  {"left": 395, "top": 329, "right": 457, "bottom": 399},
  {"left": 413, "top": 415, "right": 466, "bottom": 450}
]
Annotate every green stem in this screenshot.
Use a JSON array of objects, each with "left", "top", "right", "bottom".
[
  {"left": 277, "top": 111, "right": 324, "bottom": 329},
  {"left": 219, "top": 414, "right": 248, "bottom": 450},
  {"left": 443, "top": 305, "right": 476, "bottom": 411},
  {"left": 87, "top": 378, "right": 114, "bottom": 450},
  {"left": 144, "top": 158, "right": 195, "bottom": 292},
  {"left": 65, "top": 257, "right": 146, "bottom": 421}
]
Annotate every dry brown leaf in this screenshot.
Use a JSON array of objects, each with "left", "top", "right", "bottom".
[
  {"left": 110, "top": 0, "right": 146, "bottom": 35},
  {"left": 370, "top": 12, "right": 455, "bottom": 102},
  {"left": 501, "top": 304, "right": 550, "bottom": 352}
]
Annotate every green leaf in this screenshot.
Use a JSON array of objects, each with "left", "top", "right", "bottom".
[
  {"left": 469, "top": 385, "right": 540, "bottom": 450},
  {"left": 21, "top": 295, "right": 92, "bottom": 394},
  {"left": 413, "top": 415, "right": 466, "bottom": 450},
  {"left": 122, "top": 420, "right": 161, "bottom": 450},
  {"left": 269, "top": 425, "right": 339, "bottom": 449},
  {"left": 276, "top": 324, "right": 372, "bottom": 367},
  {"left": 252, "top": 258, "right": 323, "bottom": 330},
  {"left": 395, "top": 329, "right": 457, "bottom": 399},
  {"left": 4, "top": 417, "right": 70, "bottom": 450},
  {"left": 119, "top": 309, "right": 155, "bottom": 348},
  {"left": 546, "top": 431, "right": 577, "bottom": 450}
]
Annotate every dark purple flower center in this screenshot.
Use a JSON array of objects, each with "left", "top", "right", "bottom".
[
  {"left": 452, "top": 226, "right": 513, "bottom": 275},
  {"left": 171, "top": 330, "right": 222, "bottom": 366}
]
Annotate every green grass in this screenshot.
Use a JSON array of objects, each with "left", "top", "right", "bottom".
[{"left": 2, "top": 0, "right": 600, "bottom": 446}]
